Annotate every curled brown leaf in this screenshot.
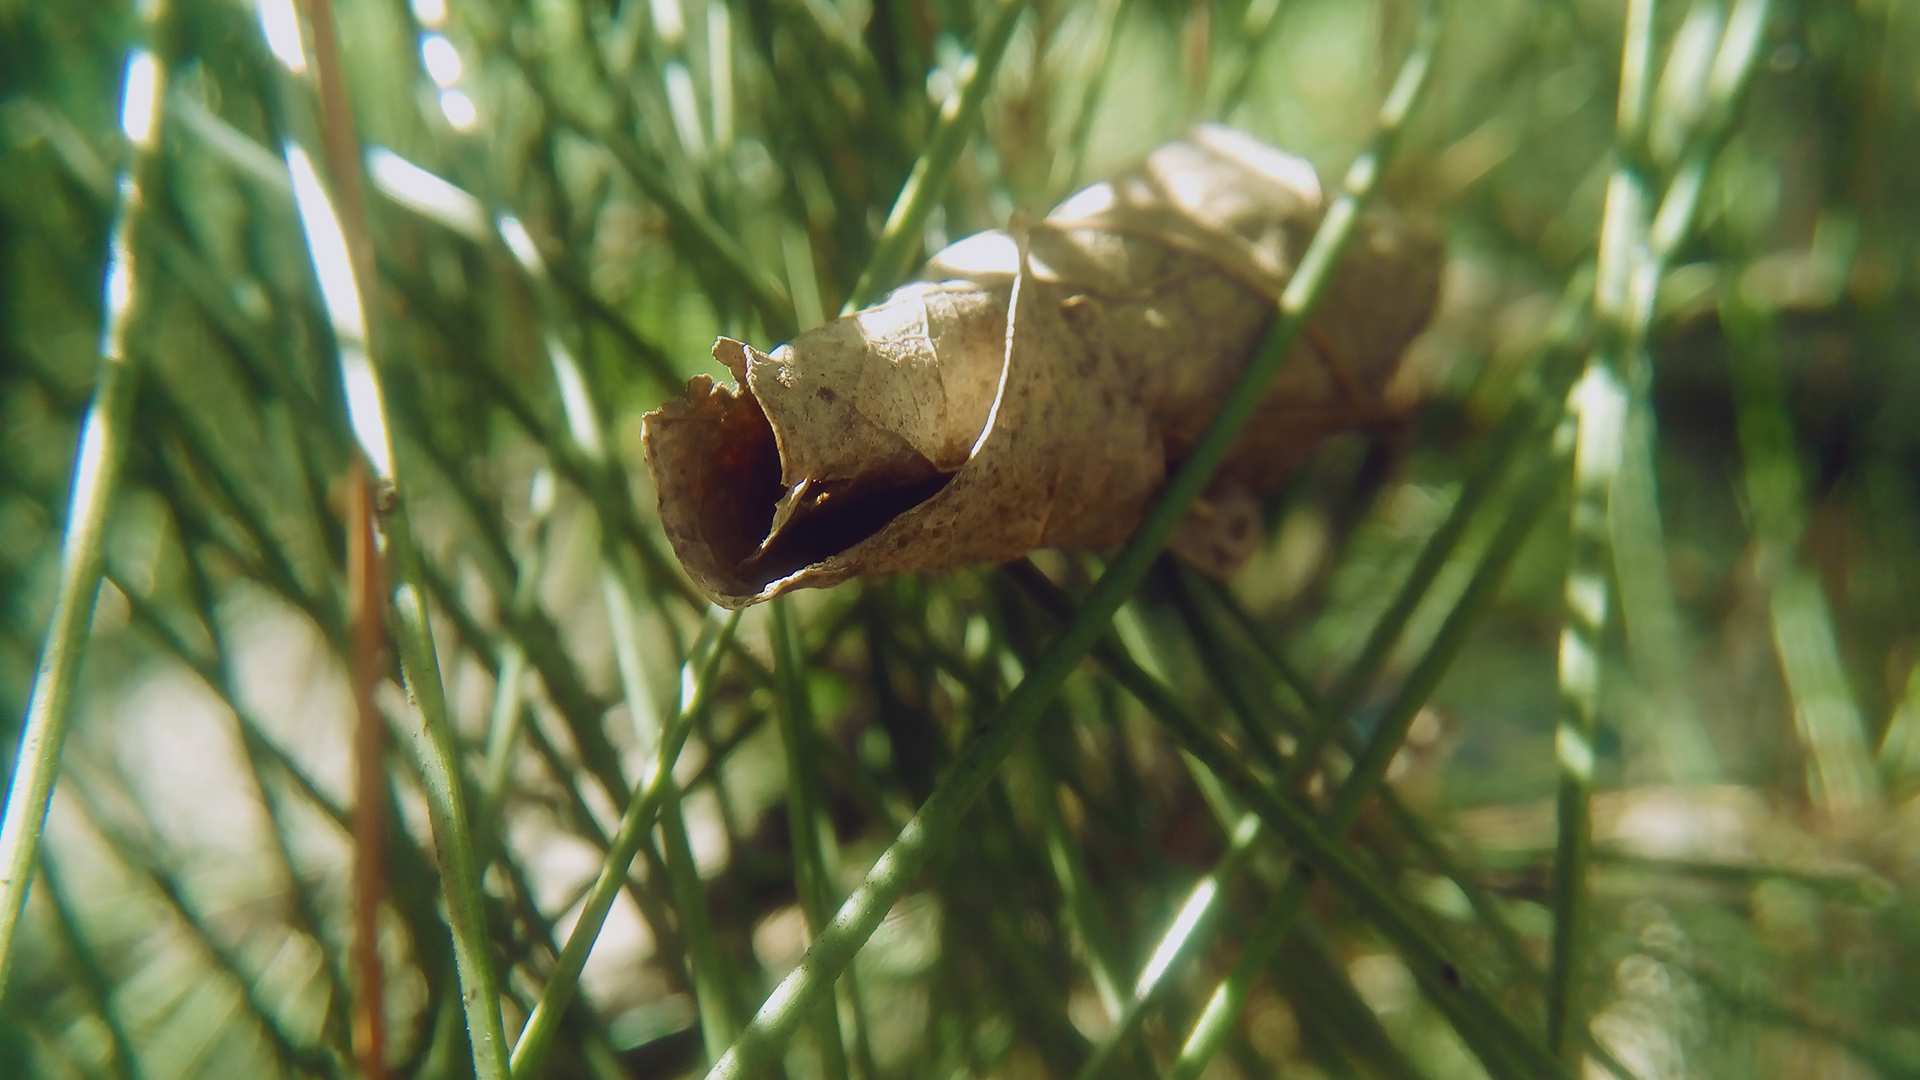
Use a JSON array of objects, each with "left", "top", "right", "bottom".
[{"left": 645, "top": 126, "right": 1442, "bottom": 608}]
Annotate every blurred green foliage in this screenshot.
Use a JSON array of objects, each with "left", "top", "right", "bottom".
[{"left": 4, "top": 0, "right": 1920, "bottom": 1078}]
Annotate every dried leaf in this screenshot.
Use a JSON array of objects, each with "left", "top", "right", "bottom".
[{"left": 644, "top": 125, "right": 1442, "bottom": 608}]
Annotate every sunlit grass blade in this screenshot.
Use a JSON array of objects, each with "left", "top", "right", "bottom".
[
  {"left": 1320, "top": 265, "right": 1594, "bottom": 734},
  {"left": 509, "top": 608, "right": 742, "bottom": 1080},
  {"left": 1173, "top": 464, "right": 1561, "bottom": 1079},
  {"left": 37, "top": 852, "right": 142, "bottom": 1080},
  {"left": 1548, "top": 0, "right": 1773, "bottom": 1058},
  {"left": 842, "top": 0, "right": 1030, "bottom": 312},
  {"left": 1171, "top": 483, "right": 1645, "bottom": 1080},
  {"left": 1061, "top": 809, "right": 1263, "bottom": 1080},
  {"left": 59, "top": 777, "right": 341, "bottom": 1079},
  {"left": 771, "top": 596, "right": 854, "bottom": 1080},
  {"left": 1544, "top": 0, "right": 1660, "bottom": 1057},
  {"left": 0, "top": 17, "right": 170, "bottom": 981},
  {"left": 1277, "top": 920, "right": 1431, "bottom": 1080},
  {"left": 1007, "top": 460, "right": 1571, "bottom": 1080}
]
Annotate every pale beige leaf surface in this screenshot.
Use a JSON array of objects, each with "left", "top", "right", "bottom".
[{"left": 643, "top": 126, "right": 1443, "bottom": 608}]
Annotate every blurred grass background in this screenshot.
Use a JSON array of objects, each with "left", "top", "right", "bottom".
[{"left": 4, "top": 0, "right": 1920, "bottom": 1077}]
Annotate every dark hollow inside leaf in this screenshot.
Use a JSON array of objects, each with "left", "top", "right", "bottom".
[{"left": 738, "top": 467, "right": 955, "bottom": 586}]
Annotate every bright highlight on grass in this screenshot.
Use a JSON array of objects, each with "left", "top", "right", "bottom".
[
  {"left": 119, "top": 51, "right": 159, "bottom": 145},
  {"left": 255, "top": 0, "right": 306, "bottom": 73},
  {"left": 366, "top": 147, "right": 489, "bottom": 239},
  {"left": 282, "top": 146, "right": 367, "bottom": 343},
  {"left": 440, "top": 88, "right": 478, "bottom": 131},
  {"left": 421, "top": 33, "right": 463, "bottom": 87}
]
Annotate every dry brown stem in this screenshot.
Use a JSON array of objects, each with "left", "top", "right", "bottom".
[{"left": 347, "top": 459, "right": 388, "bottom": 1080}]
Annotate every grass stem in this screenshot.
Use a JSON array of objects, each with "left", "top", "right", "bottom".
[{"left": 0, "top": 17, "right": 171, "bottom": 982}]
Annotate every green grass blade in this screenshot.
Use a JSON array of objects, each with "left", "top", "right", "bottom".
[
  {"left": 1007, "top": 464, "right": 1570, "bottom": 1080},
  {"left": 0, "top": 19, "right": 170, "bottom": 982},
  {"left": 1548, "top": 0, "right": 1774, "bottom": 1057},
  {"left": 1170, "top": 458, "right": 1561, "bottom": 1080},
  {"left": 1723, "top": 293, "right": 1878, "bottom": 815},
  {"left": 1543, "top": 0, "right": 1659, "bottom": 1057},
  {"left": 770, "top": 596, "right": 854, "bottom": 1080},
  {"left": 510, "top": 608, "right": 741, "bottom": 1080},
  {"left": 842, "top": 0, "right": 1029, "bottom": 312},
  {"left": 1279, "top": 921, "right": 1432, "bottom": 1080},
  {"left": 38, "top": 852, "right": 143, "bottom": 1080}
]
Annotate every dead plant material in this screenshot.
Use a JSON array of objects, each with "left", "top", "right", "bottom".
[
  {"left": 644, "top": 126, "right": 1442, "bottom": 607},
  {"left": 347, "top": 458, "right": 388, "bottom": 1080}
]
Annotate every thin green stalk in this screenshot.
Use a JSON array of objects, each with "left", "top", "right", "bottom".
[
  {"left": 1180, "top": 460, "right": 1561, "bottom": 1080},
  {"left": 509, "top": 57, "right": 794, "bottom": 337},
  {"left": 703, "top": 29, "right": 1435, "bottom": 1077},
  {"left": 988, "top": 582, "right": 1136, "bottom": 1042},
  {"left": 1065, "top": 811, "right": 1264, "bottom": 1080},
  {"left": 497, "top": 203, "right": 767, "bottom": 1024},
  {"left": 60, "top": 775, "right": 344, "bottom": 1080},
  {"left": 385, "top": 513, "right": 513, "bottom": 1080},
  {"left": 1545, "top": 0, "right": 1660, "bottom": 1058},
  {"left": 1009, "top": 469, "right": 1570, "bottom": 1080},
  {"left": 842, "top": 0, "right": 1029, "bottom": 312},
  {"left": 1215, "top": 0, "right": 1290, "bottom": 120},
  {"left": 1722, "top": 290, "right": 1877, "bottom": 814},
  {"left": 1548, "top": 0, "right": 1773, "bottom": 1056},
  {"left": 1049, "top": 0, "right": 1130, "bottom": 197},
  {"left": 770, "top": 597, "right": 854, "bottom": 1080},
  {"left": 509, "top": 693, "right": 700, "bottom": 994},
  {"left": 1017, "top": 742, "right": 1128, "bottom": 1020},
  {"left": 479, "top": 476, "right": 555, "bottom": 829},
  {"left": 1321, "top": 393, "right": 1540, "bottom": 730},
  {"left": 658, "top": 779, "right": 745, "bottom": 1064},
  {"left": 147, "top": 382, "right": 336, "bottom": 629},
  {"left": 1279, "top": 921, "right": 1432, "bottom": 1080},
  {"left": 958, "top": 780, "right": 1098, "bottom": 1077},
  {"left": 1118, "top": 128, "right": 1636, "bottom": 1080},
  {"left": 372, "top": 295, "right": 674, "bottom": 838},
  {"left": 135, "top": 473, "right": 524, "bottom": 1080},
  {"left": 534, "top": 312, "right": 720, "bottom": 1043},
  {"left": 509, "top": 608, "right": 741, "bottom": 1080},
  {"left": 1203, "top": 575, "right": 1324, "bottom": 715},
  {"left": 1178, "top": 511, "right": 1644, "bottom": 1080},
  {"left": 0, "top": 14, "right": 170, "bottom": 981},
  {"left": 38, "top": 853, "right": 144, "bottom": 1080},
  {"left": 1317, "top": 264, "right": 1594, "bottom": 738},
  {"left": 408, "top": 551, "right": 623, "bottom": 796},
  {"left": 168, "top": 537, "right": 358, "bottom": 1063},
  {"left": 457, "top": 478, "right": 576, "bottom": 1016},
  {"left": 1162, "top": 563, "right": 1294, "bottom": 779}
]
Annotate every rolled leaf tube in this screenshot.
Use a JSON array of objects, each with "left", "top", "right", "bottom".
[{"left": 644, "top": 125, "right": 1441, "bottom": 608}]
